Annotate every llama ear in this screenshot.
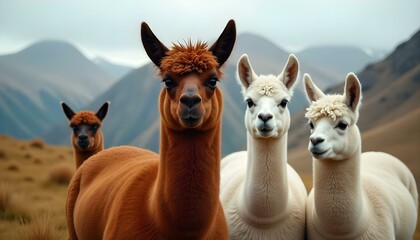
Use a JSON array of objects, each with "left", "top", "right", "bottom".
[
  {"left": 96, "top": 101, "right": 110, "bottom": 121},
  {"left": 209, "top": 19, "right": 236, "bottom": 67},
  {"left": 279, "top": 54, "right": 299, "bottom": 91},
  {"left": 61, "top": 101, "right": 75, "bottom": 120},
  {"left": 141, "top": 22, "right": 169, "bottom": 67},
  {"left": 304, "top": 74, "right": 325, "bottom": 103},
  {"left": 343, "top": 72, "right": 362, "bottom": 112},
  {"left": 237, "top": 54, "right": 256, "bottom": 89}
]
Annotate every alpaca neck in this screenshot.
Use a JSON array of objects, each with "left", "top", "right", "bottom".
[
  {"left": 312, "top": 145, "right": 369, "bottom": 237},
  {"left": 152, "top": 123, "right": 221, "bottom": 237},
  {"left": 240, "top": 132, "right": 289, "bottom": 225}
]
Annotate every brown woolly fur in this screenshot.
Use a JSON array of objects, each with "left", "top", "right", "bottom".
[
  {"left": 66, "top": 20, "right": 236, "bottom": 239},
  {"left": 61, "top": 102, "right": 109, "bottom": 169},
  {"left": 69, "top": 111, "right": 101, "bottom": 127},
  {"left": 160, "top": 41, "right": 221, "bottom": 76}
]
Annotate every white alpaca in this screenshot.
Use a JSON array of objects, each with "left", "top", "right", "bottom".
[
  {"left": 220, "top": 54, "right": 307, "bottom": 239},
  {"left": 304, "top": 73, "right": 418, "bottom": 239}
]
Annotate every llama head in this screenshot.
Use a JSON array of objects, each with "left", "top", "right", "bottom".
[
  {"left": 304, "top": 73, "right": 362, "bottom": 161},
  {"left": 61, "top": 102, "right": 109, "bottom": 151},
  {"left": 237, "top": 54, "right": 299, "bottom": 138},
  {"left": 141, "top": 20, "right": 236, "bottom": 130}
]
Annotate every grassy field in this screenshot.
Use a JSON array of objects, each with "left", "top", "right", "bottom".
[
  {"left": 0, "top": 135, "right": 73, "bottom": 239},
  {"left": 0, "top": 135, "right": 418, "bottom": 239}
]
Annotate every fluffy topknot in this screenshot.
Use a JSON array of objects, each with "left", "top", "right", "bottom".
[
  {"left": 70, "top": 111, "right": 102, "bottom": 126},
  {"left": 160, "top": 41, "right": 221, "bottom": 76},
  {"left": 305, "top": 95, "right": 349, "bottom": 121}
]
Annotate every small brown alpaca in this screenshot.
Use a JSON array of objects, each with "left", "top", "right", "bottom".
[
  {"left": 61, "top": 101, "right": 109, "bottom": 169},
  {"left": 66, "top": 20, "right": 236, "bottom": 239}
]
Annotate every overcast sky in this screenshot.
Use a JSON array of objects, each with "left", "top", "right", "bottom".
[{"left": 1, "top": 0, "right": 419, "bottom": 67}]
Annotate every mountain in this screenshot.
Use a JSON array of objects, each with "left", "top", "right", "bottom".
[
  {"left": 93, "top": 57, "right": 134, "bottom": 80},
  {"left": 297, "top": 46, "right": 384, "bottom": 80},
  {"left": 45, "top": 33, "right": 395, "bottom": 155},
  {"left": 0, "top": 40, "right": 116, "bottom": 139},
  {"left": 288, "top": 29, "right": 420, "bottom": 177}
]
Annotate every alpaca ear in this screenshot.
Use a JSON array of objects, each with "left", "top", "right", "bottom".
[
  {"left": 61, "top": 102, "right": 75, "bottom": 120},
  {"left": 209, "top": 19, "right": 236, "bottom": 67},
  {"left": 304, "top": 74, "right": 325, "bottom": 103},
  {"left": 96, "top": 101, "right": 110, "bottom": 121},
  {"left": 279, "top": 54, "right": 299, "bottom": 92},
  {"left": 237, "top": 54, "right": 256, "bottom": 89},
  {"left": 141, "top": 22, "right": 169, "bottom": 67},
  {"left": 343, "top": 72, "right": 362, "bottom": 113}
]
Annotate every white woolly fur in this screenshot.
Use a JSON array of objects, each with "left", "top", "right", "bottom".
[
  {"left": 304, "top": 73, "right": 418, "bottom": 239},
  {"left": 220, "top": 54, "right": 307, "bottom": 239}
]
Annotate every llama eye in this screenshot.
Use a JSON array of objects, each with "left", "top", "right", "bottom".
[
  {"left": 206, "top": 78, "right": 218, "bottom": 90},
  {"left": 336, "top": 121, "right": 348, "bottom": 130},
  {"left": 71, "top": 125, "right": 78, "bottom": 133},
  {"left": 90, "top": 125, "right": 99, "bottom": 134},
  {"left": 162, "top": 77, "right": 177, "bottom": 89},
  {"left": 278, "top": 99, "right": 289, "bottom": 109},
  {"left": 308, "top": 122, "right": 314, "bottom": 130},
  {"left": 245, "top": 99, "right": 255, "bottom": 108}
]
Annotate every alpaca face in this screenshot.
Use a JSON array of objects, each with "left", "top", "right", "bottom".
[
  {"left": 304, "top": 73, "right": 362, "bottom": 161},
  {"left": 237, "top": 54, "right": 299, "bottom": 138},
  {"left": 244, "top": 90, "right": 291, "bottom": 138},
  {"left": 70, "top": 123, "right": 101, "bottom": 151},
  {"left": 307, "top": 116, "right": 360, "bottom": 161},
  {"left": 160, "top": 70, "right": 222, "bottom": 129},
  {"left": 141, "top": 20, "right": 236, "bottom": 131},
  {"left": 61, "top": 101, "right": 109, "bottom": 152}
]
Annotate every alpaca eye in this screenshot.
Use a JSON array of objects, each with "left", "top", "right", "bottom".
[
  {"left": 246, "top": 99, "right": 255, "bottom": 108},
  {"left": 336, "top": 121, "right": 348, "bottom": 130},
  {"left": 162, "top": 77, "right": 177, "bottom": 89},
  {"left": 90, "top": 125, "right": 99, "bottom": 134},
  {"left": 206, "top": 78, "right": 218, "bottom": 90},
  {"left": 71, "top": 125, "right": 78, "bottom": 133},
  {"left": 308, "top": 122, "right": 314, "bottom": 130},
  {"left": 278, "top": 99, "right": 288, "bottom": 109}
]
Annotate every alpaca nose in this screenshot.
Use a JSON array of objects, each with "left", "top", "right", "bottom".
[
  {"left": 78, "top": 135, "right": 88, "bottom": 141},
  {"left": 258, "top": 113, "right": 273, "bottom": 123},
  {"left": 180, "top": 94, "right": 202, "bottom": 108},
  {"left": 310, "top": 136, "right": 324, "bottom": 146}
]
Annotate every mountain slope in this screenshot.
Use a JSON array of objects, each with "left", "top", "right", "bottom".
[
  {"left": 0, "top": 40, "right": 116, "bottom": 138},
  {"left": 94, "top": 57, "right": 134, "bottom": 80}
]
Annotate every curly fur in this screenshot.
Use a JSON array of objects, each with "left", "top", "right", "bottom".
[
  {"left": 69, "top": 111, "right": 102, "bottom": 127},
  {"left": 305, "top": 95, "right": 349, "bottom": 121},
  {"left": 160, "top": 41, "right": 221, "bottom": 76}
]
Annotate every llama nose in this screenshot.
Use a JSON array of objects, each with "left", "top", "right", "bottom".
[
  {"left": 78, "top": 135, "right": 88, "bottom": 141},
  {"left": 258, "top": 113, "right": 273, "bottom": 123},
  {"left": 310, "top": 136, "right": 324, "bottom": 146},
  {"left": 180, "top": 94, "right": 202, "bottom": 108}
]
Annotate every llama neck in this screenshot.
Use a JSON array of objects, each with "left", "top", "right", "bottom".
[
  {"left": 312, "top": 145, "right": 369, "bottom": 236},
  {"left": 240, "top": 132, "right": 289, "bottom": 224},
  {"left": 152, "top": 123, "right": 222, "bottom": 236}
]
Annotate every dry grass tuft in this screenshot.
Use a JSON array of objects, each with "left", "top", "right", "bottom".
[
  {"left": 33, "top": 158, "right": 42, "bottom": 165},
  {"left": 20, "top": 211, "right": 63, "bottom": 240},
  {"left": 49, "top": 163, "right": 74, "bottom": 185},
  {"left": 29, "top": 139, "right": 44, "bottom": 149},
  {"left": 7, "top": 161, "right": 20, "bottom": 171},
  {"left": 0, "top": 182, "right": 12, "bottom": 212}
]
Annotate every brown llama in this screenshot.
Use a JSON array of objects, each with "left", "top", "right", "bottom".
[
  {"left": 61, "top": 101, "right": 109, "bottom": 169},
  {"left": 65, "top": 20, "right": 236, "bottom": 239}
]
